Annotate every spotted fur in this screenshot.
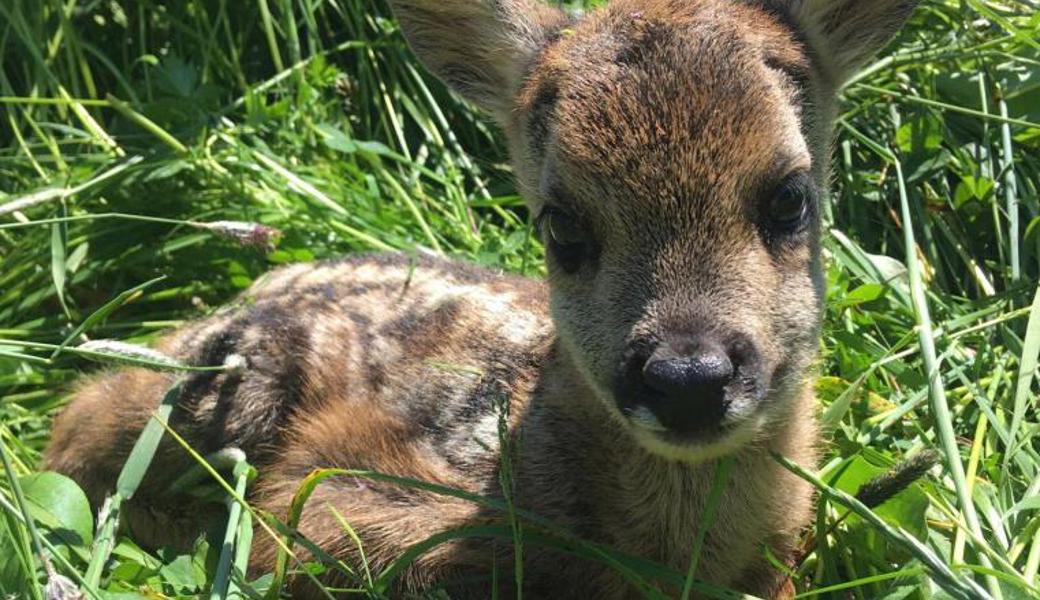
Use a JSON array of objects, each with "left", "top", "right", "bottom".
[{"left": 45, "top": 1, "right": 921, "bottom": 597}]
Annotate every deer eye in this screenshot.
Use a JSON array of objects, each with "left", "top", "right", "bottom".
[
  {"left": 539, "top": 207, "right": 592, "bottom": 273},
  {"left": 546, "top": 210, "right": 586, "bottom": 246},
  {"left": 767, "top": 172, "right": 815, "bottom": 234}
]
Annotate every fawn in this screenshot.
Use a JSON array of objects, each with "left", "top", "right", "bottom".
[{"left": 45, "top": 0, "right": 921, "bottom": 597}]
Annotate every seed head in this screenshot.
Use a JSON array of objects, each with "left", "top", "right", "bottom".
[
  {"left": 197, "top": 220, "right": 282, "bottom": 251},
  {"left": 78, "top": 340, "right": 186, "bottom": 370},
  {"left": 42, "top": 554, "right": 83, "bottom": 600},
  {"left": 855, "top": 449, "right": 941, "bottom": 509}
]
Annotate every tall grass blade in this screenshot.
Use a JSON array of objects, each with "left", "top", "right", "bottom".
[
  {"left": 50, "top": 276, "right": 166, "bottom": 359},
  {"left": 83, "top": 378, "right": 184, "bottom": 589},
  {"left": 0, "top": 434, "right": 46, "bottom": 600},
  {"left": 1006, "top": 284, "right": 1040, "bottom": 469},
  {"left": 210, "top": 456, "right": 251, "bottom": 600},
  {"left": 681, "top": 455, "right": 734, "bottom": 600}
]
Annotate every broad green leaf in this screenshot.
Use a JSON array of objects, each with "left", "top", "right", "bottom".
[
  {"left": 20, "top": 472, "right": 93, "bottom": 551},
  {"left": 839, "top": 283, "right": 887, "bottom": 308},
  {"left": 158, "top": 552, "right": 201, "bottom": 593}
]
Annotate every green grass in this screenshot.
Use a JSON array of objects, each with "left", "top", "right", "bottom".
[{"left": 1, "top": 0, "right": 1038, "bottom": 598}]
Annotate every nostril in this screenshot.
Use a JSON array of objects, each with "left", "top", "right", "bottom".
[
  {"left": 642, "top": 345, "right": 734, "bottom": 397},
  {"left": 728, "top": 335, "right": 756, "bottom": 371}
]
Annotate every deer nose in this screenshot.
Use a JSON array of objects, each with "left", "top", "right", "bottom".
[
  {"left": 642, "top": 341, "right": 734, "bottom": 403},
  {"left": 616, "top": 333, "right": 762, "bottom": 435}
]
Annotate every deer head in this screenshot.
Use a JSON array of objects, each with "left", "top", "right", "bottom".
[{"left": 388, "top": 0, "right": 919, "bottom": 460}]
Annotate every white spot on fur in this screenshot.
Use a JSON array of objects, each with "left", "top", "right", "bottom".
[{"left": 628, "top": 406, "right": 668, "bottom": 432}]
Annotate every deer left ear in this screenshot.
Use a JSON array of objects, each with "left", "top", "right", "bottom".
[{"left": 791, "top": 0, "right": 921, "bottom": 87}]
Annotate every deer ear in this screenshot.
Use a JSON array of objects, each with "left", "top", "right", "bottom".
[
  {"left": 791, "top": 0, "right": 921, "bottom": 86},
  {"left": 388, "top": 0, "right": 567, "bottom": 121}
]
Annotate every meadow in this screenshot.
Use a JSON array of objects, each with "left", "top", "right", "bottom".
[{"left": 1, "top": 0, "right": 1038, "bottom": 598}]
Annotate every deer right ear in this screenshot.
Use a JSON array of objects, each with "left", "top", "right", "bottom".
[
  {"left": 791, "top": 0, "right": 922, "bottom": 87},
  {"left": 388, "top": 0, "right": 567, "bottom": 122}
]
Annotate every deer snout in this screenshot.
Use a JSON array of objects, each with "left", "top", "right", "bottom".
[{"left": 618, "top": 333, "right": 764, "bottom": 437}]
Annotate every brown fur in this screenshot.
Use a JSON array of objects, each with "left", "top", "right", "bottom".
[{"left": 44, "top": 1, "right": 921, "bottom": 597}]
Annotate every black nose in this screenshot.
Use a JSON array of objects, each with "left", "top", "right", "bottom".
[
  {"left": 642, "top": 341, "right": 734, "bottom": 402},
  {"left": 630, "top": 335, "right": 754, "bottom": 434}
]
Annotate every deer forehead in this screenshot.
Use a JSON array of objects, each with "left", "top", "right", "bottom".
[{"left": 519, "top": 1, "right": 812, "bottom": 216}]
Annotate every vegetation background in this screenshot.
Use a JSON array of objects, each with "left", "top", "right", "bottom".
[{"left": 0, "top": 0, "right": 1038, "bottom": 598}]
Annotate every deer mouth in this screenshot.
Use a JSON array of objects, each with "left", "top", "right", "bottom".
[
  {"left": 618, "top": 376, "right": 765, "bottom": 433},
  {"left": 615, "top": 387, "right": 772, "bottom": 461}
]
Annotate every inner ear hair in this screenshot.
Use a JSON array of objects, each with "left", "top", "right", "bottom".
[
  {"left": 790, "top": 0, "right": 922, "bottom": 87},
  {"left": 387, "top": 0, "right": 568, "bottom": 120}
]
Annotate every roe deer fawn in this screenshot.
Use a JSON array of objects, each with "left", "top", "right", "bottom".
[{"left": 45, "top": 0, "right": 922, "bottom": 597}]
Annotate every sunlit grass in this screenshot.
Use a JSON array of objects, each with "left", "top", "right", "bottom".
[{"left": 1, "top": 0, "right": 1038, "bottom": 598}]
